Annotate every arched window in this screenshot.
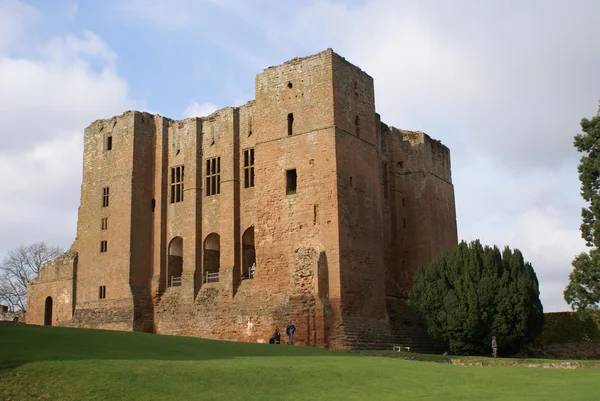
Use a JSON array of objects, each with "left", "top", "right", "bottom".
[
  {"left": 204, "top": 233, "right": 220, "bottom": 283},
  {"left": 168, "top": 237, "right": 183, "bottom": 287},
  {"left": 44, "top": 296, "right": 53, "bottom": 326},
  {"left": 242, "top": 227, "right": 256, "bottom": 280}
]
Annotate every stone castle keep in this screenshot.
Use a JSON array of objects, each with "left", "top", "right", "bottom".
[{"left": 27, "top": 49, "right": 458, "bottom": 350}]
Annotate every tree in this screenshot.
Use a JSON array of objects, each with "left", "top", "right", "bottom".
[
  {"left": 0, "top": 242, "right": 63, "bottom": 311},
  {"left": 565, "top": 110, "right": 600, "bottom": 310},
  {"left": 408, "top": 240, "right": 544, "bottom": 355}
]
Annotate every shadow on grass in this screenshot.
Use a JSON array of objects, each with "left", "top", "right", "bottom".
[{"left": 0, "top": 325, "right": 343, "bottom": 371}]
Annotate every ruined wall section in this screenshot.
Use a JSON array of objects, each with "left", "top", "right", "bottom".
[
  {"left": 159, "top": 117, "right": 203, "bottom": 303},
  {"left": 382, "top": 127, "right": 457, "bottom": 297},
  {"left": 331, "top": 54, "right": 389, "bottom": 348},
  {"left": 150, "top": 116, "right": 169, "bottom": 299},
  {"left": 26, "top": 252, "right": 77, "bottom": 326},
  {"left": 250, "top": 49, "right": 340, "bottom": 347},
  {"left": 129, "top": 112, "right": 158, "bottom": 332},
  {"left": 70, "top": 112, "right": 137, "bottom": 331},
  {"left": 155, "top": 108, "right": 243, "bottom": 338}
]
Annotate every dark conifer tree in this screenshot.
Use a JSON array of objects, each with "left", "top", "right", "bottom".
[{"left": 409, "top": 240, "right": 544, "bottom": 355}]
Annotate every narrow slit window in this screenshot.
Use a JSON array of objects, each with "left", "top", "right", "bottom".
[
  {"left": 170, "top": 165, "right": 184, "bottom": 203},
  {"left": 286, "top": 169, "right": 297, "bottom": 194},
  {"left": 206, "top": 157, "right": 221, "bottom": 196},
  {"left": 106, "top": 135, "right": 112, "bottom": 151},
  {"left": 101, "top": 218, "right": 108, "bottom": 230},
  {"left": 244, "top": 148, "right": 255, "bottom": 188},
  {"left": 287, "top": 113, "right": 294, "bottom": 136},
  {"left": 355, "top": 116, "right": 360, "bottom": 137},
  {"left": 102, "top": 187, "right": 109, "bottom": 207},
  {"left": 100, "top": 240, "right": 107, "bottom": 253},
  {"left": 99, "top": 285, "right": 106, "bottom": 299}
]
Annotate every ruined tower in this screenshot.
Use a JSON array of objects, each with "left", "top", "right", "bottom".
[{"left": 27, "top": 49, "right": 458, "bottom": 350}]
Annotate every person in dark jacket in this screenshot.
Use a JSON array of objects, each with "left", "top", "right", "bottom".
[
  {"left": 274, "top": 328, "right": 281, "bottom": 344},
  {"left": 286, "top": 322, "right": 296, "bottom": 345}
]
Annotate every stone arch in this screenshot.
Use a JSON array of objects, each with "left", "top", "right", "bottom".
[
  {"left": 204, "top": 233, "right": 220, "bottom": 283},
  {"left": 168, "top": 236, "right": 183, "bottom": 287},
  {"left": 242, "top": 226, "right": 256, "bottom": 280},
  {"left": 44, "top": 296, "right": 53, "bottom": 326}
]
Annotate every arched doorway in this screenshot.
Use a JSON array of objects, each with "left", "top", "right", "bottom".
[
  {"left": 204, "top": 233, "right": 220, "bottom": 283},
  {"left": 168, "top": 237, "right": 183, "bottom": 287},
  {"left": 242, "top": 226, "right": 255, "bottom": 279},
  {"left": 44, "top": 296, "right": 53, "bottom": 326}
]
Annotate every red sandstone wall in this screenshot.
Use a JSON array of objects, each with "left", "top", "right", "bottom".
[
  {"left": 26, "top": 49, "right": 458, "bottom": 352},
  {"left": 70, "top": 112, "right": 138, "bottom": 330},
  {"left": 331, "top": 55, "right": 388, "bottom": 340},
  {"left": 382, "top": 127, "right": 458, "bottom": 297},
  {"left": 26, "top": 253, "right": 77, "bottom": 326}
]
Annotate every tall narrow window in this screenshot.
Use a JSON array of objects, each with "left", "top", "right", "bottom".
[
  {"left": 287, "top": 113, "right": 294, "bottom": 136},
  {"left": 206, "top": 157, "right": 221, "bottom": 196},
  {"left": 244, "top": 148, "right": 255, "bottom": 188},
  {"left": 100, "top": 240, "right": 107, "bottom": 253},
  {"left": 106, "top": 135, "right": 112, "bottom": 151},
  {"left": 355, "top": 115, "right": 360, "bottom": 137},
  {"left": 101, "top": 218, "right": 108, "bottom": 230},
  {"left": 170, "top": 165, "right": 184, "bottom": 203},
  {"left": 99, "top": 286, "right": 106, "bottom": 299},
  {"left": 286, "top": 169, "right": 297, "bottom": 194},
  {"left": 102, "top": 187, "right": 109, "bottom": 207}
]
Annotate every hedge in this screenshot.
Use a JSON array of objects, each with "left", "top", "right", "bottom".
[{"left": 535, "top": 312, "right": 600, "bottom": 346}]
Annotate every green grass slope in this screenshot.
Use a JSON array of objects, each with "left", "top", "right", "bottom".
[{"left": 0, "top": 325, "right": 598, "bottom": 401}]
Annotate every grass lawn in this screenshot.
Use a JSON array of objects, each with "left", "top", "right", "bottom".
[{"left": 0, "top": 325, "right": 598, "bottom": 400}]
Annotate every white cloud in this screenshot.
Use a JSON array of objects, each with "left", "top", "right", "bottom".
[
  {"left": 0, "top": 0, "right": 41, "bottom": 53},
  {"left": 0, "top": 2, "right": 135, "bottom": 259},
  {"left": 183, "top": 101, "right": 219, "bottom": 118}
]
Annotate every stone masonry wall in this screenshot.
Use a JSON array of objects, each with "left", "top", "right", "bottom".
[
  {"left": 26, "top": 251, "right": 77, "bottom": 326},
  {"left": 26, "top": 49, "right": 458, "bottom": 351},
  {"left": 69, "top": 112, "right": 138, "bottom": 331}
]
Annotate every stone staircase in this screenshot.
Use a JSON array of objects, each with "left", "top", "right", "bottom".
[{"left": 339, "top": 297, "right": 448, "bottom": 354}]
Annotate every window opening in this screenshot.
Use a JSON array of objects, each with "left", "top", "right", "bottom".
[
  {"left": 242, "top": 227, "right": 256, "bottom": 280},
  {"left": 170, "top": 165, "right": 184, "bottom": 203},
  {"left": 287, "top": 113, "right": 294, "bottom": 136},
  {"left": 355, "top": 116, "right": 360, "bottom": 137},
  {"left": 244, "top": 148, "right": 255, "bottom": 188},
  {"left": 99, "top": 286, "right": 106, "bottom": 299},
  {"left": 206, "top": 157, "right": 221, "bottom": 196},
  {"left": 100, "top": 240, "right": 107, "bottom": 253},
  {"left": 102, "top": 187, "right": 109, "bottom": 207},
  {"left": 101, "top": 218, "right": 108, "bottom": 230},
  {"left": 106, "top": 135, "right": 112, "bottom": 151},
  {"left": 286, "top": 169, "right": 297, "bottom": 194}
]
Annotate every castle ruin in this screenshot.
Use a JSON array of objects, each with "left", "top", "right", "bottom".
[{"left": 27, "top": 49, "right": 458, "bottom": 350}]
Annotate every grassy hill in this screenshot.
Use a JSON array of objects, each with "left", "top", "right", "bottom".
[{"left": 0, "top": 325, "right": 598, "bottom": 400}]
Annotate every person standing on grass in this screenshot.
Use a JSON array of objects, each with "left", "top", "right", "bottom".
[
  {"left": 286, "top": 321, "right": 296, "bottom": 345},
  {"left": 492, "top": 336, "right": 498, "bottom": 358}
]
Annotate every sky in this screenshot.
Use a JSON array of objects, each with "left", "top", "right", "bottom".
[{"left": 1, "top": 0, "right": 599, "bottom": 312}]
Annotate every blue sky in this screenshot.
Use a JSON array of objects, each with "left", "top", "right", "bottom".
[{"left": 1, "top": 0, "right": 600, "bottom": 311}]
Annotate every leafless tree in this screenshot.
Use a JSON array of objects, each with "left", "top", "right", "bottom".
[{"left": 0, "top": 242, "right": 63, "bottom": 311}]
